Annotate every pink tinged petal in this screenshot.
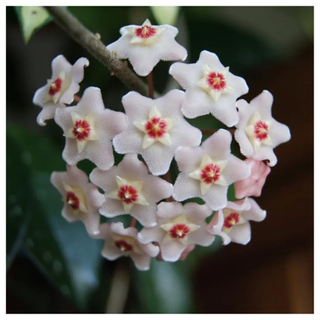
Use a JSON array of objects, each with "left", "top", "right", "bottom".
[
  {"left": 169, "top": 62, "right": 201, "bottom": 89},
  {"left": 202, "top": 184, "right": 228, "bottom": 211},
  {"left": 173, "top": 173, "right": 200, "bottom": 201},
  {"left": 141, "top": 175, "right": 173, "bottom": 203},
  {"left": 251, "top": 145, "right": 278, "bottom": 167},
  {"left": 138, "top": 226, "right": 165, "bottom": 244},
  {"left": 141, "top": 143, "right": 175, "bottom": 176},
  {"left": 251, "top": 90, "right": 274, "bottom": 119},
  {"left": 183, "top": 202, "right": 212, "bottom": 223},
  {"left": 75, "top": 87, "right": 105, "bottom": 115},
  {"left": 51, "top": 55, "right": 72, "bottom": 79},
  {"left": 226, "top": 198, "right": 251, "bottom": 212},
  {"left": 99, "top": 109, "right": 128, "bottom": 138},
  {"left": 175, "top": 146, "right": 204, "bottom": 173},
  {"left": 202, "top": 129, "right": 232, "bottom": 159},
  {"left": 110, "top": 222, "right": 138, "bottom": 238},
  {"left": 179, "top": 244, "right": 196, "bottom": 261},
  {"left": 242, "top": 198, "right": 267, "bottom": 222},
  {"left": 102, "top": 243, "right": 123, "bottom": 260},
  {"left": 222, "top": 155, "right": 251, "bottom": 184},
  {"left": 207, "top": 210, "right": 224, "bottom": 235},
  {"left": 130, "top": 205, "right": 157, "bottom": 228},
  {"left": 234, "top": 159, "right": 271, "bottom": 198},
  {"left": 228, "top": 221, "right": 251, "bottom": 245},
  {"left": 160, "top": 240, "right": 186, "bottom": 262},
  {"left": 71, "top": 57, "right": 89, "bottom": 83},
  {"left": 234, "top": 128, "right": 254, "bottom": 157},
  {"left": 157, "top": 201, "right": 183, "bottom": 220},
  {"left": 140, "top": 242, "right": 160, "bottom": 258},
  {"left": 187, "top": 226, "right": 215, "bottom": 246},
  {"left": 37, "top": 102, "right": 65, "bottom": 126},
  {"left": 113, "top": 127, "right": 144, "bottom": 154},
  {"left": 99, "top": 198, "right": 127, "bottom": 218},
  {"left": 60, "top": 82, "right": 80, "bottom": 105},
  {"left": 182, "top": 87, "right": 212, "bottom": 118},
  {"left": 269, "top": 119, "right": 291, "bottom": 148},
  {"left": 130, "top": 253, "right": 152, "bottom": 271}
]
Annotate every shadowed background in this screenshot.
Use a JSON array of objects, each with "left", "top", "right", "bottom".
[{"left": 6, "top": 6, "right": 313, "bottom": 313}]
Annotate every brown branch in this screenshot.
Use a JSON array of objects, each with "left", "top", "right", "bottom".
[
  {"left": 147, "top": 73, "right": 154, "bottom": 99},
  {"left": 46, "top": 6, "right": 148, "bottom": 96}
]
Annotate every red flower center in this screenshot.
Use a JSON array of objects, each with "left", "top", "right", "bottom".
[
  {"left": 118, "top": 185, "right": 139, "bottom": 204},
  {"left": 135, "top": 25, "right": 157, "bottom": 39},
  {"left": 66, "top": 191, "right": 80, "bottom": 210},
  {"left": 201, "top": 164, "right": 221, "bottom": 184},
  {"left": 49, "top": 77, "right": 62, "bottom": 96},
  {"left": 72, "top": 120, "right": 91, "bottom": 141},
  {"left": 254, "top": 121, "right": 269, "bottom": 141},
  {"left": 207, "top": 72, "right": 226, "bottom": 91},
  {"left": 169, "top": 224, "right": 190, "bottom": 239},
  {"left": 223, "top": 212, "right": 240, "bottom": 229},
  {"left": 145, "top": 117, "right": 167, "bottom": 139},
  {"left": 115, "top": 240, "right": 133, "bottom": 252}
]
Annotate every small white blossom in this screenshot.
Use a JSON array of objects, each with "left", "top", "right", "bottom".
[
  {"left": 113, "top": 90, "right": 202, "bottom": 176},
  {"left": 50, "top": 165, "right": 104, "bottom": 236},
  {"left": 33, "top": 55, "right": 89, "bottom": 126},
  {"left": 54, "top": 87, "right": 128, "bottom": 170},
  {"left": 107, "top": 19, "right": 187, "bottom": 76},
  {"left": 235, "top": 90, "right": 291, "bottom": 166},
  {"left": 169, "top": 50, "right": 249, "bottom": 127}
]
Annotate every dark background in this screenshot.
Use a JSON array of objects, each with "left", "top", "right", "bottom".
[{"left": 6, "top": 6, "right": 313, "bottom": 313}]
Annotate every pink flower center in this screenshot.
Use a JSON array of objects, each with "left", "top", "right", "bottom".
[
  {"left": 145, "top": 117, "right": 167, "bottom": 139},
  {"left": 66, "top": 191, "right": 80, "bottom": 210},
  {"left": 223, "top": 212, "right": 240, "bottom": 229},
  {"left": 135, "top": 25, "right": 157, "bottom": 39},
  {"left": 254, "top": 121, "right": 269, "bottom": 141},
  {"left": 207, "top": 72, "right": 226, "bottom": 91},
  {"left": 201, "top": 164, "right": 221, "bottom": 184},
  {"left": 118, "top": 185, "right": 139, "bottom": 204},
  {"left": 115, "top": 240, "right": 133, "bottom": 252},
  {"left": 72, "top": 120, "right": 91, "bottom": 141},
  {"left": 49, "top": 77, "right": 62, "bottom": 96},
  {"left": 169, "top": 224, "right": 190, "bottom": 239}
]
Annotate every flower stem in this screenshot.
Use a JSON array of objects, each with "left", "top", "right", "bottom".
[
  {"left": 46, "top": 6, "right": 148, "bottom": 96},
  {"left": 129, "top": 218, "right": 137, "bottom": 227},
  {"left": 73, "top": 95, "right": 81, "bottom": 102},
  {"left": 105, "top": 259, "right": 130, "bottom": 313},
  {"left": 147, "top": 72, "right": 154, "bottom": 99}
]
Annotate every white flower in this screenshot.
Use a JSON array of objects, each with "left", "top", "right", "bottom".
[
  {"left": 54, "top": 87, "right": 128, "bottom": 170},
  {"left": 235, "top": 90, "right": 291, "bottom": 166},
  {"left": 33, "top": 55, "right": 89, "bottom": 126},
  {"left": 207, "top": 198, "right": 266, "bottom": 245},
  {"left": 90, "top": 154, "right": 173, "bottom": 228},
  {"left": 169, "top": 50, "right": 249, "bottom": 127},
  {"left": 138, "top": 202, "right": 215, "bottom": 262},
  {"left": 173, "top": 129, "right": 250, "bottom": 210},
  {"left": 50, "top": 165, "right": 104, "bottom": 236},
  {"left": 113, "top": 90, "right": 202, "bottom": 176},
  {"left": 95, "top": 222, "right": 159, "bottom": 271},
  {"left": 107, "top": 19, "right": 187, "bottom": 76}
]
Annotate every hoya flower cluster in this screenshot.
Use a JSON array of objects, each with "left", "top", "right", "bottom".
[{"left": 34, "top": 19, "right": 291, "bottom": 271}]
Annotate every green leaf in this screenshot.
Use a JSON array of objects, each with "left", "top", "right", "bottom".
[
  {"left": 15, "top": 6, "right": 52, "bottom": 43},
  {"left": 132, "top": 259, "right": 193, "bottom": 313},
  {"left": 6, "top": 134, "right": 33, "bottom": 270},
  {"left": 26, "top": 172, "right": 104, "bottom": 311},
  {"left": 150, "top": 6, "right": 180, "bottom": 26},
  {"left": 7, "top": 123, "right": 65, "bottom": 173}
]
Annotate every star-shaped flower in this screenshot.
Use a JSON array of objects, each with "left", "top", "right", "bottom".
[
  {"left": 90, "top": 154, "right": 173, "bottom": 227},
  {"left": 234, "top": 90, "right": 291, "bottom": 166},
  {"left": 33, "top": 55, "right": 89, "bottom": 126},
  {"left": 138, "top": 202, "right": 215, "bottom": 262},
  {"left": 54, "top": 87, "right": 128, "bottom": 170},
  {"left": 113, "top": 90, "right": 202, "bottom": 176},
  {"left": 106, "top": 19, "right": 187, "bottom": 76},
  {"left": 169, "top": 50, "right": 249, "bottom": 127},
  {"left": 50, "top": 165, "right": 104, "bottom": 236},
  {"left": 207, "top": 198, "right": 266, "bottom": 245},
  {"left": 234, "top": 158, "right": 271, "bottom": 198},
  {"left": 94, "top": 222, "right": 159, "bottom": 271},
  {"left": 173, "top": 129, "right": 250, "bottom": 210}
]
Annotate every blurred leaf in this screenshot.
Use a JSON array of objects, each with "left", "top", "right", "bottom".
[
  {"left": 6, "top": 134, "right": 33, "bottom": 270},
  {"left": 151, "top": 6, "right": 180, "bottom": 26},
  {"left": 27, "top": 172, "right": 104, "bottom": 311},
  {"left": 7, "top": 123, "right": 65, "bottom": 173},
  {"left": 15, "top": 6, "right": 52, "bottom": 43},
  {"left": 132, "top": 259, "right": 193, "bottom": 313}
]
